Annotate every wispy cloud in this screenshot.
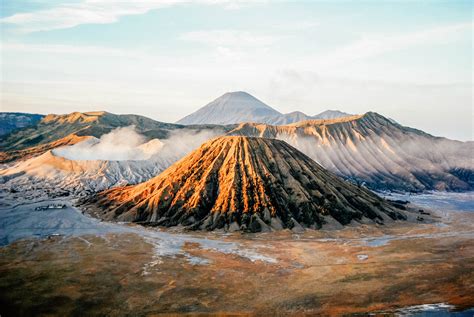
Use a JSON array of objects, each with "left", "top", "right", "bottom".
[
  {"left": 317, "top": 22, "right": 473, "bottom": 67},
  {"left": 1, "top": 42, "right": 141, "bottom": 57},
  {"left": 180, "top": 29, "right": 278, "bottom": 62},
  {"left": 179, "top": 20, "right": 319, "bottom": 47},
  {"left": 0, "top": 0, "right": 264, "bottom": 33},
  {"left": 1, "top": 1, "right": 176, "bottom": 33}
]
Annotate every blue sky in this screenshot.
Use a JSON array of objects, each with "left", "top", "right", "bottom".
[{"left": 1, "top": 0, "right": 472, "bottom": 140}]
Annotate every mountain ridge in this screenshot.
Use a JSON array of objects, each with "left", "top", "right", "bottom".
[
  {"left": 176, "top": 91, "right": 352, "bottom": 125},
  {"left": 84, "top": 136, "right": 407, "bottom": 232},
  {"left": 2, "top": 109, "right": 472, "bottom": 193},
  {"left": 0, "top": 111, "right": 229, "bottom": 163},
  {"left": 228, "top": 112, "right": 473, "bottom": 191}
]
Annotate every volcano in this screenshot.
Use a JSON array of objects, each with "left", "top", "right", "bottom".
[
  {"left": 175, "top": 91, "right": 352, "bottom": 126},
  {"left": 176, "top": 91, "right": 281, "bottom": 125},
  {"left": 86, "top": 136, "right": 407, "bottom": 232}
]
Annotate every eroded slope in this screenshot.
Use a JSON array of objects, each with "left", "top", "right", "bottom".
[
  {"left": 86, "top": 136, "right": 406, "bottom": 232},
  {"left": 229, "top": 113, "right": 474, "bottom": 191}
]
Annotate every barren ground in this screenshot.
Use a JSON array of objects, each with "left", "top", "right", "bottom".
[{"left": 0, "top": 192, "right": 473, "bottom": 316}]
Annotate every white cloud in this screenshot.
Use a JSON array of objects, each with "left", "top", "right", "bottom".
[
  {"left": 0, "top": 0, "right": 265, "bottom": 33},
  {"left": 53, "top": 126, "right": 163, "bottom": 161},
  {"left": 1, "top": 1, "right": 180, "bottom": 33},
  {"left": 316, "top": 22, "right": 473, "bottom": 67},
  {"left": 215, "top": 46, "right": 245, "bottom": 61}
]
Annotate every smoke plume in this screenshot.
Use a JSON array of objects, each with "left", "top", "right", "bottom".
[{"left": 53, "top": 126, "right": 223, "bottom": 162}]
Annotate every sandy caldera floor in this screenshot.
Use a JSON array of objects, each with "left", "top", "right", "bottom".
[{"left": 0, "top": 202, "right": 473, "bottom": 316}]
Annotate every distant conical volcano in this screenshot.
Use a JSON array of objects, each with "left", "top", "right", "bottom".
[
  {"left": 86, "top": 136, "right": 406, "bottom": 232},
  {"left": 176, "top": 91, "right": 282, "bottom": 125},
  {"left": 176, "top": 91, "right": 353, "bottom": 125}
]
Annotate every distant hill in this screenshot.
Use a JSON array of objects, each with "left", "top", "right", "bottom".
[
  {"left": 264, "top": 111, "right": 313, "bottom": 125},
  {"left": 85, "top": 136, "right": 407, "bottom": 232},
  {"left": 177, "top": 91, "right": 351, "bottom": 125},
  {"left": 0, "top": 111, "right": 228, "bottom": 162},
  {"left": 313, "top": 110, "right": 351, "bottom": 120},
  {"left": 0, "top": 112, "right": 44, "bottom": 136}
]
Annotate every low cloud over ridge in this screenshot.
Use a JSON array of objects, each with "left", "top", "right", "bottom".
[
  {"left": 53, "top": 125, "right": 223, "bottom": 162},
  {"left": 53, "top": 126, "right": 163, "bottom": 161}
]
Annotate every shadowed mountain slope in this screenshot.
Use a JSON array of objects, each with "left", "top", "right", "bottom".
[
  {"left": 0, "top": 112, "right": 44, "bottom": 136},
  {"left": 85, "top": 136, "right": 407, "bottom": 232},
  {"left": 0, "top": 111, "right": 179, "bottom": 152},
  {"left": 229, "top": 113, "right": 474, "bottom": 191},
  {"left": 0, "top": 111, "right": 228, "bottom": 163}
]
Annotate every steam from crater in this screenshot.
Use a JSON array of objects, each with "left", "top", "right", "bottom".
[{"left": 53, "top": 126, "right": 223, "bottom": 161}]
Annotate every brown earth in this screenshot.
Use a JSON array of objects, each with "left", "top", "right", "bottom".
[{"left": 1, "top": 209, "right": 473, "bottom": 316}]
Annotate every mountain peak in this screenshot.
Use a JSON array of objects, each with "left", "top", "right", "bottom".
[
  {"left": 176, "top": 92, "right": 281, "bottom": 125},
  {"left": 86, "top": 136, "right": 407, "bottom": 232},
  {"left": 177, "top": 92, "right": 358, "bottom": 125},
  {"left": 222, "top": 91, "right": 253, "bottom": 97},
  {"left": 215, "top": 91, "right": 273, "bottom": 109}
]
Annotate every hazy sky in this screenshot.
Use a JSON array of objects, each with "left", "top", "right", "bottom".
[{"left": 1, "top": 0, "right": 472, "bottom": 140}]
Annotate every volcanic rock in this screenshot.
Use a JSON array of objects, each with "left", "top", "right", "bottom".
[{"left": 86, "top": 136, "right": 407, "bottom": 232}]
